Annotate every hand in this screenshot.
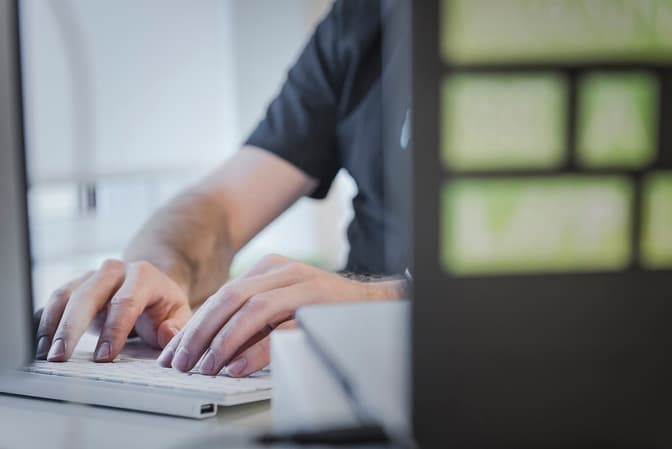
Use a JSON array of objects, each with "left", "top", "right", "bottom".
[
  {"left": 35, "top": 259, "right": 192, "bottom": 363},
  {"left": 157, "top": 254, "right": 403, "bottom": 377}
]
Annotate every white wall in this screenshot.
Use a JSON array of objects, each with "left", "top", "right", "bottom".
[
  {"left": 20, "top": 0, "right": 356, "bottom": 307},
  {"left": 21, "top": 0, "right": 240, "bottom": 182}
]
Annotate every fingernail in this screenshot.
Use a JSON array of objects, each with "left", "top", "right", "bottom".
[
  {"left": 47, "top": 338, "right": 65, "bottom": 361},
  {"left": 200, "top": 349, "right": 216, "bottom": 374},
  {"left": 94, "top": 341, "right": 110, "bottom": 361},
  {"left": 36, "top": 336, "right": 50, "bottom": 359},
  {"left": 172, "top": 347, "right": 190, "bottom": 372},
  {"left": 157, "top": 346, "right": 174, "bottom": 367},
  {"left": 226, "top": 358, "right": 247, "bottom": 377}
]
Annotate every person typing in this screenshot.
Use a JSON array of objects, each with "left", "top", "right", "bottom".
[{"left": 35, "top": 0, "right": 410, "bottom": 378}]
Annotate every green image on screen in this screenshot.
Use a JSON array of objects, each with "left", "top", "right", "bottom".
[
  {"left": 441, "top": 74, "right": 567, "bottom": 171},
  {"left": 441, "top": 0, "right": 672, "bottom": 65},
  {"left": 641, "top": 172, "right": 672, "bottom": 268},
  {"left": 577, "top": 72, "right": 659, "bottom": 169},
  {"left": 441, "top": 176, "right": 633, "bottom": 275}
]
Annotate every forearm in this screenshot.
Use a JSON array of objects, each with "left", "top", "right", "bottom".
[
  {"left": 123, "top": 188, "right": 234, "bottom": 307},
  {"left": 122, "top": 148, "right": 323, "bottom": 307}
]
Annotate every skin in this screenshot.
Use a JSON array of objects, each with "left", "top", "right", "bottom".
[{"left": 36, "top": 146, "right": 405, "bottom": 376}]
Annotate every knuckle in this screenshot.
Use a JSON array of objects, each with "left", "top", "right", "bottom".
[
  {"left": 245, "top": 294, "right": 271, "bottom": 314},
  {"left": 57, "top": 321, "right": 76, "bottom": 337},
  {"left": 210, "top": 331, "right": 230, "bottom": 354},
  {"left": 260, "top": 253, "right": 284, "bottom": 266},
  {"left": 285, "top": 261, "right": 307, "bottom": 277},
  {"left": 36, "top": 326, "right": 51, "bottom": 339},
  {"left": 38, "top": 315, "right": 58, "bottom": 336},
  {"left": 110, "top": 295, "right": 140, "bottom": 312},
  {"left": 217, "top": 283, "right": 242, "bottom": 303},
  {"left": 130, "top": 260, "right": 155, "bottom": 277},
  {"left": 102, "top": 322, "right": 128, "bottom": 339},
  {"left": 49, "top": 287, "right": 71, "bottom": 305},
  {"left": 100, "top": 258, "right": 124, "bottom": 273}
]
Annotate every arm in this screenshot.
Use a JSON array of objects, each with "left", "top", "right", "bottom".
[
  {"left": 122, "top": 146, "right": 317, "bottom": 306},
  {"left": 36, "top": 146, "right": 315, "bottom": 362}
]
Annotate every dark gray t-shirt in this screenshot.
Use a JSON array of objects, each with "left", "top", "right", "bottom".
[{"left": 245, "top": 0, "right": 409, "bottom": 275}]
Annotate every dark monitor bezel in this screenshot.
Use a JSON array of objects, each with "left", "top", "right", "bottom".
[{"left": 411, "top": 1, "right": 672, "bottom": 447}]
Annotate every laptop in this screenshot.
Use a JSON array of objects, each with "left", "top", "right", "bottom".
[{"left": 0, "top": 0, "right": 271, "bottom": 419}]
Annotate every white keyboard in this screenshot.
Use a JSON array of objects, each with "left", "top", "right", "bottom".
[{"left": 24, "top": 352, "right": 272, "bottom": 395}]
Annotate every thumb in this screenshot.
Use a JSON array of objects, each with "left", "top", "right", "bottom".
[{"left": 156, "top": 314, "right": 189, "bottom": 348}]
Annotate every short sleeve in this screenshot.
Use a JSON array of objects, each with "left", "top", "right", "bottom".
[{"left": 244, "top": 2, "right": 345, "bottom": 199}]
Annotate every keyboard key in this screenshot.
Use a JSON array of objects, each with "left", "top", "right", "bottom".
[{"left": 23, "top": 351, "right": 271, "bottom": 395}]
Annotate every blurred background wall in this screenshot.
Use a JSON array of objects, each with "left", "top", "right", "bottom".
[{"left": 19, "top": 0, "right": 356, "bottom": 308}]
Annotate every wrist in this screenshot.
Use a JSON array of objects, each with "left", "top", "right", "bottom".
[
  {"left": 339, "top": 272, "right": 409, "bottom": 301},
  {"left": 357, "top": 278, "right": 408, "bottom": 301},
  {"left": 122, "top": 248, "right": 193, "bottom": 297}
]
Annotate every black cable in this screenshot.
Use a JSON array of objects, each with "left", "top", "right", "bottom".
[{"left": 256, "top": 425, "right": 390, "bottom": 446}]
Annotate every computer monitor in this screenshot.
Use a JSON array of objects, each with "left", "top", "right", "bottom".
[
  {"left": 0, "top": 0, "right": 34, "bottom": 373},
  {"left": 412, "top": 1, "right": 672, "bottom": 447}
]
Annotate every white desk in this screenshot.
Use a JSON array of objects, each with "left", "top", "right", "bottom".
[
  {"left": 0, "top": 335, "right": 272, "bottom": 449},
  {"left": 0, "top": 392, "right": 271, "bottom": 449}
]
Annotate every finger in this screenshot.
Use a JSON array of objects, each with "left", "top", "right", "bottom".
[
  {"left": 168, "top": 264, "right": 302, "bottom": 373},
  {"left": 157, "top": 254, "right": 293, "bottom": 369},
  {"left": 47, "top": 260, "right": 125, "bottom": 362},
  {"left": 154, "top": 305, "right": 200, "bottom": 367},
  {"left": 157, "top": 326, "right": 186, "bottom": 367},
  {"left": 157, "top": 296, "right": 217, "bottom": 368},
  {"left": 156, "top": 292, "right": 220, "bottom": 368},
  {"left": 132, "top": 272, "right": 192, "bottom": 348},
  {"left": 204, "top": 282, "right": 315, "bottom": 374},
  {"left": 35, "top": 271, "right": 94, "bottom": 359},
  {"left": 156, "top": 315, "right": 187, "bottom": 348},
  {"left": 33, "top": 309, "right": 43, "bottom": 336},
  {"left": 35, "top": 290, "right": 69, "bottom": 360},
  {"left": 93, "top": 262, "right": 159, "bottom": 362},
  {"left": 213, "top": 320, "right": 296, "bottom": 377}
]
